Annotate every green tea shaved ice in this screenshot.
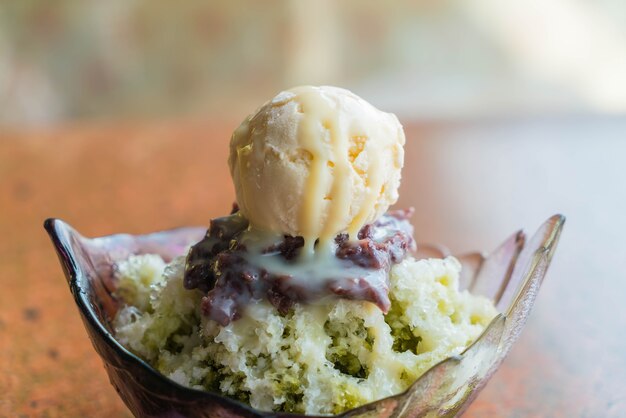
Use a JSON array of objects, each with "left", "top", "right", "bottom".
[{"left": 114, "top": 254, "right": 497, "bottom": 415}]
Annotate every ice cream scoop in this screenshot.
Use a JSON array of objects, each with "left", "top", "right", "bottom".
[{"left": 229, "top": 86, "right": 405, "bottom": 253}]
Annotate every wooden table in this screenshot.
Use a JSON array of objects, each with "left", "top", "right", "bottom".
[{"left": 1, "top": 117, "right": 625, "bottom": 417}]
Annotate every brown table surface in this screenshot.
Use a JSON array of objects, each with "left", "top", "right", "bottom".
[{"left": 1, "top": 117, "right": 625, "bottom": 417}]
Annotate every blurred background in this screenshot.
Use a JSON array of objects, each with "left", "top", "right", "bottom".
[{"left": 2, "top": 0, "right": 626, "bottom": 128}]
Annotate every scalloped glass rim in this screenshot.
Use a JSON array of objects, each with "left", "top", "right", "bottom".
[{"left": 44, "top": 214, "right": 564, "bottom": 418}]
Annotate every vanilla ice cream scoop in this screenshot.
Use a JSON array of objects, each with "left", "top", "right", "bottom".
[{"left": 229, "top": 86, "right": 405, "bottom": 251}]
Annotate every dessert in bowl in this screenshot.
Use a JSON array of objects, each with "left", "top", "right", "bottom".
[{"left": 45, "top": 86, "right": 564, "bottom": 417}]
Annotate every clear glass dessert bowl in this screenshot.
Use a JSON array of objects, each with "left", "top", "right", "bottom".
[{"left": 44, "top": 214, "right": 564, "bottom": 418}]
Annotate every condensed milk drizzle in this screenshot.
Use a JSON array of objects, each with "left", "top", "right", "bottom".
[{"left": 290, "top": 86, "right": 385, "bottom": 256}]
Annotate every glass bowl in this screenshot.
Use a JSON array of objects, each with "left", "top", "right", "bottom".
[{"left": 44, "top": 214, "right": 564, "bottom": 417}]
